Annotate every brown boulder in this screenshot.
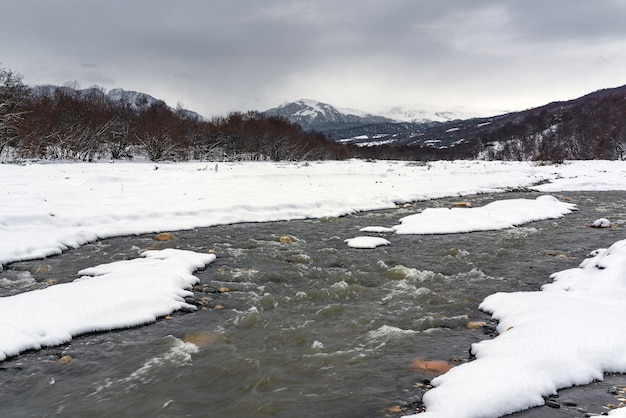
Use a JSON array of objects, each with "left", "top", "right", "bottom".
[
  {"left": 410, "top": 358, "right": 454, "bottom": 375},
  {"left": 154, "top": 232, "right": 175, "bottom": 241}
]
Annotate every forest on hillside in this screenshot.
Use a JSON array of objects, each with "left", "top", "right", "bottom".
[
  {"left": 478, "top": 86, "right": 626, "bottom": 161},
  {"left": 0, "top": 67, "right": 350, "bottom": 162}
]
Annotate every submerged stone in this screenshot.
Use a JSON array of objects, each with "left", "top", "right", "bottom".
[
  {"left": 279, "top": 235, "right": 298, "bottom": 244},
  {"left": 154, "top": 232, "right": 175, "bottom": 241},
  {"left": 410, "top": 358, "right": 454, "bottom": 375},
  {"left": 466, "top": 321, "right": 487, "bottom": 330},
  {"left": 183, "top": 332, "right": 224, "bottom": 347},
  {"left": 591, "top": 218, "right": 611, "bottom": 228}
]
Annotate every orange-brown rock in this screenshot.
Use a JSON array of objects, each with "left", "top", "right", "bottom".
[
  {"left": 279, "top": 235, "right": 297, "bottom": 244},
  {"left": 410, "top": 358, "right": 454, "bottom": 375},
  {"left": 466, "top": 321, "right": 487, "bottom": 329},
  {"left": 154, "top": 232, "right": 175, "bottom": 241},
  {"left": 35, "top": 265, "right": 52, "bottom": 274},
  {"left": 385, "top": 406, "right": 403, "bottom": 413}
]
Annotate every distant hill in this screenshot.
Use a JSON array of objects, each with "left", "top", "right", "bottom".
[
  {"left": 263, "top": 86, "right": 626, "bottom": 161},
  {"left": 377, "top": 103, "right": 506, "bottom": 123},
  {"left": 261, "top": 98, "right": 396, "bottom": 131},
  {"left": 472, "top": 84, "right": 626, "bottom": 160},
  {"left": 262, "top": 98, "right": 502, "bottom": 131},
  {"left": 31, "top": 85, "right": 203, "bottom": 120}
]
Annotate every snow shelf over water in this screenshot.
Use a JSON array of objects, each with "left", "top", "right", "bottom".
[
  {"left": 0, "top": 249, "right": 215, "bottom": 361},
  {"left": 405, "top": 239, "right": 626, "bottom": 417}
]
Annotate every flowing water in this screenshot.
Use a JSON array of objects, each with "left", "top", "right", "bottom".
[{"left": 1, "top": 191, "right": 626, "bottom": 418}]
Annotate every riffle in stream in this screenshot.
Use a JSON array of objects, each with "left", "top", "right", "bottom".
[{"left": 1, "top": 191, "right": 625, "bottom": 417}]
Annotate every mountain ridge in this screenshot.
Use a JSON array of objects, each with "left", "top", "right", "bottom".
[
  {"left": 377, "top": 103, "right": 508, "bottom": 123},
  {"left": 30, "top": 85, "right": 203, "bottom": 120},
  {"left": 262, "top": 98, "right": 395, "bottom": 131},
  {"left": 262, "top": 98, "right": 505, "bottom": 131}
]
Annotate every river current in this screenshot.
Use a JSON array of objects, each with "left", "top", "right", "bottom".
[{"left": 1, "top": 191, "right": 625, "bottom": 417}]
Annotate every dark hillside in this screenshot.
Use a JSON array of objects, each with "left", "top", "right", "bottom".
[
  {"left": 333, "top": 84, "right": 626, "bottom": 161},
  {"left": 477, "top": 85, "right": 626, "bottom": 160}
]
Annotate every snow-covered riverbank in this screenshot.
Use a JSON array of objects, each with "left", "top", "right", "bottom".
[{"left": 4, "top": 159, "right": 622, "bottom": 267}]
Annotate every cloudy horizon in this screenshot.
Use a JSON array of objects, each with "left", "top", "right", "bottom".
[{"left": 2, "top": 1, "right": 626, "bottom": 118}]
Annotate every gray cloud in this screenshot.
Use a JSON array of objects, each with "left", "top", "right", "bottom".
[{"left": 2, "top": 0, "right": 626, "bottom": 117}]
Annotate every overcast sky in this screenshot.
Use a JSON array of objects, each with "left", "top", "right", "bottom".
[{"left": 2, "top": 1, "right": 626, "bottom": 118}]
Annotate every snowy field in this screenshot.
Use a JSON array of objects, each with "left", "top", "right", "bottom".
[{"left": 2, "top": 159, "right": 626, "bottom": 417}]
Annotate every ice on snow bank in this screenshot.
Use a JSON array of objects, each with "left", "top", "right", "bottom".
[
  {"left": 0, "top": 249, "right": 215, "bottom": 361},
  {"left": 406, "top": 239, "right": 626, "bottom": 418},
  {"left": 393, "top": 195, "right": 577, "bottom": 234},
  {"left": 359, "top": 226, "right": 395, "bottom": 233}
]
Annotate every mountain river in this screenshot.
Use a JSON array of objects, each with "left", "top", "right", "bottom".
[{"left": 1, "top": 191, "right": 625, "bottom": 417}]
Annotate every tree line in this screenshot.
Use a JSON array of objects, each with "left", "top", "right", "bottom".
[{"left": 0, "top": 66, "right": 350, "bottom": 162}]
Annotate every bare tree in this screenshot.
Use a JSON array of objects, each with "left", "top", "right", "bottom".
[
  {"left": 0, "top": 66, "right": 29, "bottom": 157},
  {"left": 136, "top": 132, "right": 178, "bottom": 161}
]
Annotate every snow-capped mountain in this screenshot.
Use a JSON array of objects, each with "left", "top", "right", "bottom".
[
  {"left": 32, "top": 85, "right": 166, "bottom": 108},
  {"left": 262, "top": 99, "right": 395, "bottom": 131},
  {"left": 377, "top": 103, "right": 507, "bottom": 123},
  {"left": 105, "top": 88, "right": 167, "bottom": 109},
  {"left": 262, "top": 98, "right": 507, "bottom": 133},
  {"left": 31, "top": 85, "right": 202, "bottom": 119}
]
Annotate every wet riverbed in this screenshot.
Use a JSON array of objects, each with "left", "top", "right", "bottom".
[{"left": 1, "top": 191, "right": 625, "bottom": 417}]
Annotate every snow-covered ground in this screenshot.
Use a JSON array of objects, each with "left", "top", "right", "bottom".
[
  {"left": 0, "top": 159, "right": 553, "bottom": 266},
  {"left": 2, "top": 159, "right": 626, "bottom": 417}
]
